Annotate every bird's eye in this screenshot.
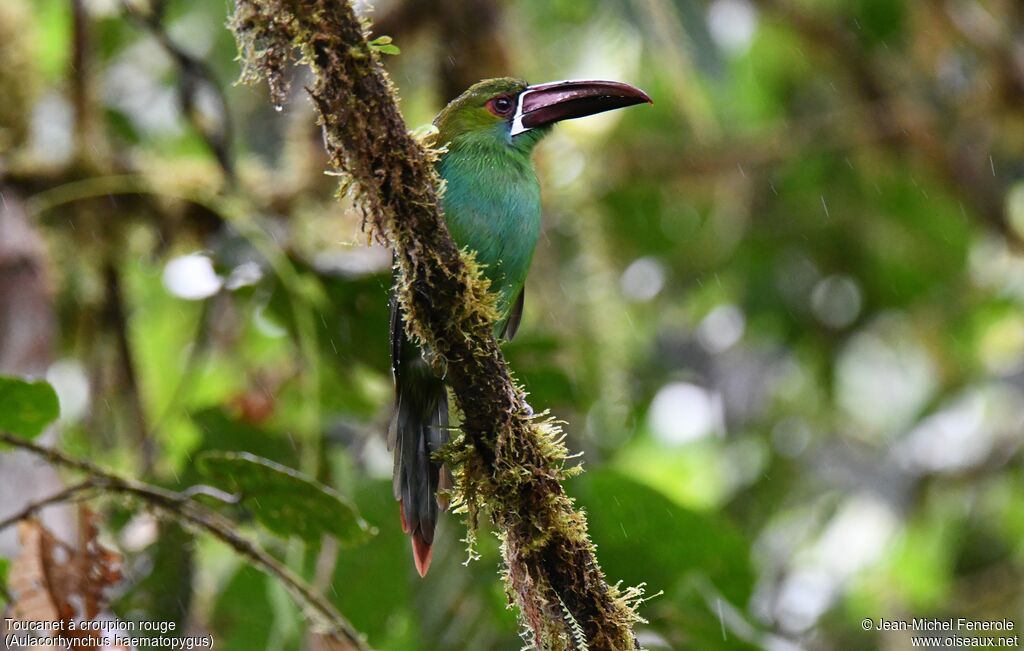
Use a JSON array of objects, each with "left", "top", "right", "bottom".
[{"left": 488, "top": 96, "right": 514, "bottom": 116}]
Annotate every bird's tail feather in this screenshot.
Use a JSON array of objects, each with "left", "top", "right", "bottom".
[{"left": 389, "top": 374, "right": 449, "bottom": 577}]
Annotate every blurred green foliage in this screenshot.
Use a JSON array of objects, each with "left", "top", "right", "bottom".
[
  {"left": 1, "top": 0, "right": 1024, "bottom": 649},
  {"left": 197, "top": 450, "right": 375, "bottom": 546},
  {"left": 0, "top": 376, "right": 59, "bottom": 440}
]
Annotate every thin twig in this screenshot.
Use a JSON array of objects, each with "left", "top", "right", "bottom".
[
  {"left": 69, "top": 0, "right": 91, "bottom": 158},
  {"left": 179, "top": 484, "right": 241, "bottom": 504},
  {"left": 0, "top": 480, "right": 96, "bottom": 533},
  {"left": 102, "top": 260, "right": 154, "bottom": 473},
  {"left": 120, "top": 0, "right": 236, "bottom": 180}
]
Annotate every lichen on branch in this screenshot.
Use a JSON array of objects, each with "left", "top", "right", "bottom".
[{"left": 229, "top": 1, "right": 646, "bottom": 648}]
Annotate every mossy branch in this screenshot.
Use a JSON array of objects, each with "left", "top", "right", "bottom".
[{"left": 228, "top": 1, "right": 645, "bottom": 649}]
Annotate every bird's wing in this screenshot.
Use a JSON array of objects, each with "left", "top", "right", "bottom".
[{"left": 500, "top": 288, "right": 525, "bottom": 341}]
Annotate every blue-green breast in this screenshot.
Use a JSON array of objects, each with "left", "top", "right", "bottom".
[{"left": 437, "top": 130, "right": 542, "bottom": 331}]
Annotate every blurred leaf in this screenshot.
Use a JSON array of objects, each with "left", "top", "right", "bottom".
[
  {"left": 613, "top": 436, "right": 728, "bottom": 509},
  {"left": 211, "top": 564, "right": 285, "bottom": 651},
  {"left": 852, "top": 511, "right": 953, "bottom": 612},
  {"left": 197, "top": 451, "right": 376, "bottom": 546},
  {"left": 570, "top": 470, "right": 763, "bottom": 648},
  {"left": 123, "top": 257, "right": 222, "bottom": 469},
  {"left": 104, "top": 107, "right": 143, "bottom": 145},
  {"left": 568, "top": 469, "right": 754, "bottom": 605},
  {"left": 116, "top": 522, "right": 194, "bottom": 637},
  {"left": 368, "top": 35, "right": 401, "bottom": 55},
  {"left": 506, "top": 335, "right": 580, "bottom": 407},
  {"left": 0, "top": 375, "right": 59, "bottom": 440},
  {"left": 510, "top": 364, "right": 578, "bottom": 407},
  {"left": 852, "top": 0, "right": 906, "bottom": 46},
  {"left": 0, "top": 557, "right": 9, "bottom": 598},
  {"left": 328, "top": 479, "right": 420, "bottom": 649},
  {"left": 32, "top": 0, "right": 70, "bottom": 81},
  {"left": 191, "top": 408, "right": 300, "bottom": 468},
  {"left": 265, "top": 264, "right": 391, "bottom": 420}
]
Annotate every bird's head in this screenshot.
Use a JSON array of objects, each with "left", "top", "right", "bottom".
[{"left": 434, "top": 77, "right": 651, "bottom": 152}]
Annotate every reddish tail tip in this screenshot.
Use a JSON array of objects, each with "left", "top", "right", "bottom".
[
  {"left": 411, "top": 533, "right": 433, "bottom": 577},
  {"left": 398, "top": 500, "right": 411, "bottom": 534}
]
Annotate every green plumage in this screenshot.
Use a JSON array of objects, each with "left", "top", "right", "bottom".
[
  {"left": 387, "top": 75, "right": 650, "bottom": 576},
  {"left": 435, "top": 78, "right": 548, "bottom": 323},
  {"left": 389, "top": 79, "right": 549, "bottom": 573}
]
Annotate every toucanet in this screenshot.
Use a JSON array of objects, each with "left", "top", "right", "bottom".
[{"left": 388, "top": 77, "right": 651, "bottom": 576}]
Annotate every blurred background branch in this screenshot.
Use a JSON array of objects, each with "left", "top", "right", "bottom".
[{"left": 0, "top": 432, "right": 371, "bottom": 651}]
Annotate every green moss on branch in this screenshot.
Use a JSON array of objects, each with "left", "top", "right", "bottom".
[{"left": 230, "top": 2, "right": 646, "bottom": 648}]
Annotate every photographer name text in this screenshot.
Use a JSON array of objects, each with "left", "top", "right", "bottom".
[{"left": 867, "top": 618, "right": 1015, "bottom": 632}]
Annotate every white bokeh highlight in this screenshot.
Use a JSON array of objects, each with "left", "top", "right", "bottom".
[
  {"left": 163, "top": 253, "right": 223, "bottom": 300},
  {"left": 707, "top": 0, "right": 759, "bottom": 54},
  {"left": 620, "top": 257, "right": 666, "bottom": 302},
  {"left": 697, "top": 304, "right": 746, "bottom": 352},
  {"left": 46, "top": 359, "right": 90, "bottom": 423},
  {"left": 811, "top": 275, "right": 862, "bottom": 329},
  {"left": 649, "top": 382, "right": 724, "bottom": 444}
]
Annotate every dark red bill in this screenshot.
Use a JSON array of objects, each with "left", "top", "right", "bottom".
[{"left": 510, "top": 79, "right": 652, "bottom": 136}]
